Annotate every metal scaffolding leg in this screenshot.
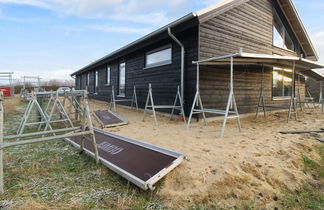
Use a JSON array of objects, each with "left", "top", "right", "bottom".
[
  {"left": 170, "top": 86, "right": 187, "bottom": 124},
  {"left": 221, "top": 57, "right": 241, "bottom": 137},
  {"left": 131, "top": 86, "right": 139, "bottom": 110},
  {"left": 110, "top": 86, "right": 138, "bottom": 112},
  {"left": 255, "top": 65, "right": 266, "bottom": 118},
  {"left": 296, "top": 74, "right": 303, "bottom": 111},
  {"left": 143, "top": 84, "right": 158, "bottom": 126},
  {"left": 287, "top": 61, "right": 297, "bottom": 122},
  {"left": 17, "top": 95, "right": 53, "bottom": 135},
  {"left": 143, "top": 84, "right": 186, "bottom": 126},
  {"left": 187, "top": 57, "right": 241, "bottom": 137},
  {"left": 110, "top": 86, "right": 116, "bottom": 112},
  {"left": 0, "top": 90, "right": 100, "bottom": 193}
]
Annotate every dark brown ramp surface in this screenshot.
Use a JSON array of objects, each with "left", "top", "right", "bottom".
[
  {"left": 93, "top": 110, "right": 128, "bottom": 128},
  {"left": 67, "top": 129, "right": 184, "bottom": 190}
]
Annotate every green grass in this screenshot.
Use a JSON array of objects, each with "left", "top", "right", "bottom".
[
  {"left": 280, "top": 146, "right": 324, "bottom": 210},
  {"left": 0, "top": 101, "right": 165, "bottom": 209}
]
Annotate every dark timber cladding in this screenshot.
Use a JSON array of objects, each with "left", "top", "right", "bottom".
[
  {"left": 198, "top": 0, "right": 306, "bottom": 113},
  {"left": 76, "top": 24, "right": 198, "bottom": 116}
]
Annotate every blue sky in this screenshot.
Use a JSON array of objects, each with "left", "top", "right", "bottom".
[{"left": 0, "top": 0, "right": 323, "bottom": 82}]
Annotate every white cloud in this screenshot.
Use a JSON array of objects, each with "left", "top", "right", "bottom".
[
  {"left": 311, "top": 31, "right": 324, "bottom": 73},
  {"left": 89, "top": 24, "right": 152, "bottom": 35},
  {"left": 200, "top": 0, "right": 224, "bottom": 7},
  {"left": 0, "top": 0, "right": 51, "bottom": 9},
  {"left": 0, "top": 0, "right": 188, "bottom": 26}
]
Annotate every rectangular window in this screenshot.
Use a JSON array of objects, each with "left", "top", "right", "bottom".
[
  {"left": 87, "top": 73, "right": 90, "bottom": 87},
  {"left": 272, "top": 68, "right": 293, "bottom": 98},
  {"left": 145, "top": 45, "right": 172, "bottom": 68},
  {"left": 273, "top": 9, "right": 295, "bottom": 51},
  {"left": 106, "top": 65, "right": 111, "bottom": 85},
  {"left": 118, "top": 62, "right": 126, "bottom": 97},
  {"left": 95, "top": 71, "right": 98, "bottom": 94}
]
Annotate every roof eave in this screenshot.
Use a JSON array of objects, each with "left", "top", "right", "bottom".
[{"left": 279, "top": 0, "right": 319, "bottom": 60}]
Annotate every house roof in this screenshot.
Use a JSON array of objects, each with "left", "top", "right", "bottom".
[{"left": 71, "top": 0, "right": 319, "bottom": 76}]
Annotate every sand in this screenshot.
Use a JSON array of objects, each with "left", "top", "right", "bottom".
[{"left": 88, "top": 99, "right": 323, "bottom": 208}]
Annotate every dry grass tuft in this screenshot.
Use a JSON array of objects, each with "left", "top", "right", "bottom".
[
  {"left": 3, "top": 96, "right": 21, "bottom": 115},
  {"left": 17, "top": 199, "right": 49, "bottom": 210}
]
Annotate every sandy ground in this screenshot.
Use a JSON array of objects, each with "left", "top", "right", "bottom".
[{"left": 88, "top": 99, "right": 323, "bottom": 208}]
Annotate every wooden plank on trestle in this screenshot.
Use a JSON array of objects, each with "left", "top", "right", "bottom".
[
  {"left": 93, "top": 110, "right": 128, "bottom": 128},
  {"left": 280, "top": 129, "right": 324, "bottom": 134}
]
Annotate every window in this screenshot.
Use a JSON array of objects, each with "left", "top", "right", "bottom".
[
  {"left": 145, "top": 45, "right": 172, "bottom": 68},
  {"left": 106, "top": 65, "right": 111, "bottom": 85},
  {"left": 79, "top": 76, "right": 82, "bottom": 89},
  {"left": 118, "top": 63, "right": 126, "bottom": 97},
  {"left": 272, "top": 68, "right": 293, "bottom": 98},
  {"left": 95, "top": 71, "right": 98, "bottom": 94},
  {"left": 87, "top": 73, "right": 90, "bottom": 87},
  {"left": 273, "top": 9, "right": 295, "bottom": 51}
]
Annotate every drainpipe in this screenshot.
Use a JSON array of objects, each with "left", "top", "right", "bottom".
[{"left": 168, "top": 27, "right": 185, "bottom": 105}]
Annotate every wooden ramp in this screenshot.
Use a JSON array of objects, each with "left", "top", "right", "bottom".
[
  {"left": 93, "top": 110, "right": 128, "bottom": 128},
  {"left": 65, "top": 128, "right": 184, "bottom": 190}
]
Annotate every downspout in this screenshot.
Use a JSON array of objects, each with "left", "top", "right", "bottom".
[{"left": 168, "top": 27, "right": 185, "bottom": 105}]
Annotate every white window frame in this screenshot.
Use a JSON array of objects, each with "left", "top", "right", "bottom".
[
  {"left": 118, "top": 62, "right": 126, "bottom": 97},
  {"left": 272, "top": 67, "right": 293, "bottom": 100},
  {"left": 145, "top": 45, "right": 172, "bottom": 69},
  {"left": 106, "top": 65, "right": 111, "bottom": 85},
  {"left": 95, "top": 71, "right": 98, "bottom": 94},
  {"left": 87, "top": 73, "right": 90, "bottom": 87}
]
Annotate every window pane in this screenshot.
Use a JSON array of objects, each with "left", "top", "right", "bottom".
[
  {"left": 284, "top": 29, "right": 295, "bottom": 51},
  {"left": 119, "top": 63, "right": 126, "bottom": 96},
  {"left": 95, "top": 71, "right": 98, "bottom": 93},
  {"left": 146, "top": 47, "right": 171, "bottom": 67},
  {"left": 273, "top": 71, "right": 284, "bottom": 97},
  {"left": 107, "top": 66, "right": 110, "bottom": 85},
  {"left": 272, "top": 69, "right": 292, "bottom": 97},
  {"left": 273, "top": 11, "right": 284, "bottom": 48},
  {"left": 273, "top": 9, "right": 295, "bottom": 51},
  {"left": 273, "top": 26, "right": 284, "bottom": 48}
]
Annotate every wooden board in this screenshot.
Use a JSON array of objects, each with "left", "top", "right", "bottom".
[
  {"left": 93, "top": 110, "right": 128, "bottom": 128},
  {"left": 66, "top": 128, "right": 185, "bottom": 190}
]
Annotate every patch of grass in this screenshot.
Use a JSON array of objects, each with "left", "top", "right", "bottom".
[
  {"left": 3, "top": 96, "right": 22, "bottom": 116},
  {"left": 280, "top": 145, "right": 324, "bottom": 210},
  {"left": 0, "top": 100, "right": 166, "bottom": 209}
]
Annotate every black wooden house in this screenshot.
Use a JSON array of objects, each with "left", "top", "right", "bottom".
[{"left": 71, "top": 0, "right": 323, "bottom": 116}]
